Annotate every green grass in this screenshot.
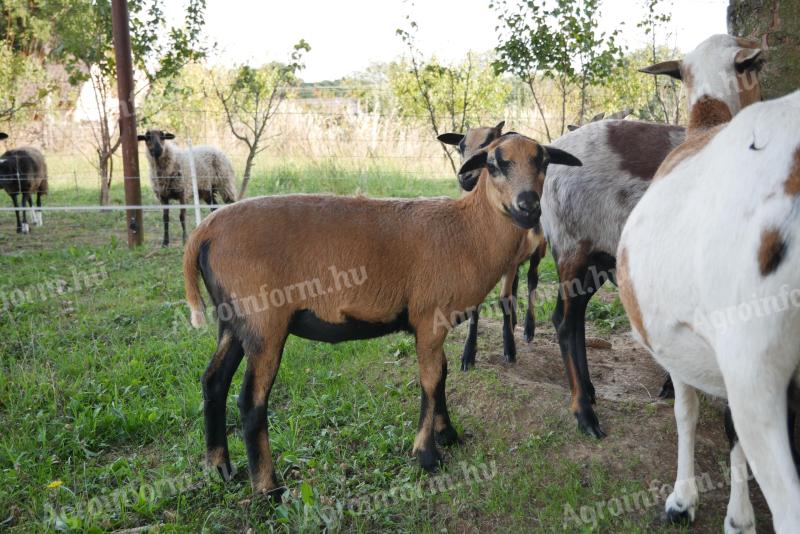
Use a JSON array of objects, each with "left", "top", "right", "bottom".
[{"left": 0, "top": 161, "right": 663, "bottom": 533}]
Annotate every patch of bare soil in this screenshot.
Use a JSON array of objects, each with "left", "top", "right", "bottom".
[{"left": 447, "top": 318, "right": 774, "bottom": 534}]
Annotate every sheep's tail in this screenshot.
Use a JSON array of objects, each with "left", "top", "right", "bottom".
[{"left": 183, "top": 228, "right": 207, "bottom": 328}]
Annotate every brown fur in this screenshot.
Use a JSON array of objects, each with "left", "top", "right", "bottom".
[
  {"left": 688, "top": 96, "right": 734, "bottom": 132},
  {"left": 758, "top": 228, "right": 786, "bottom": 276},
  {"left": 784, "top": 147, "right": 800, "bottom": 196},
  {"left": 617, "top": 248, "right": 651, "bottom": 349},
  {"left": 736, "top": 67, "right": 763, "bottom": 109},
  {"left": 654, "top": 124, "right": 726, "bottom": 180},
  {"left": 607, "top": 121, "right": 685, "bottom": 180},
  {"left": 184, "top": 134, "right": 554, "bottom": 491}
]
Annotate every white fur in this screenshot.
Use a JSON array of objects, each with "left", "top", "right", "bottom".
[{"left": 618, "top": 34, "right": 800, "bottom": 531}]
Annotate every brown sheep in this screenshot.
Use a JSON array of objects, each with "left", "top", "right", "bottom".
[{"left": 182, "top": 133, "right": 582, "bottom": 495}]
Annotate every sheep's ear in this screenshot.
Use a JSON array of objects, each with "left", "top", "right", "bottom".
[
  {"left": 735, "top": 48, "right": 764, "bottom": 73},
  {"left": 545, "top": 146, "right": 582, "bottom": 167},
  {"left": 0, "top": 133, "right": 7, "bottom": 141},
  {"left": 590, "top": 112, "right": 605, "bottom": 122},
  {"left": 494, "top": 120, "right": 505, "bottom": 132},
  {"left": 567, "top": 124, "right": 579, "bottom": 132},
  {"left": 639, "top": 60, "right": 682, "bottom": 80},
  {"left": 458, "top": 149, "right": 488, "bottom": 175},
  {"left": 137, "top": 134, "right": 147, "bottom": 141},
  {"left": 437, "top": 133, "right": 464, "bottom": 146},
  {"left": 162, "top": 132, "right": 176, "bottom": 140}
]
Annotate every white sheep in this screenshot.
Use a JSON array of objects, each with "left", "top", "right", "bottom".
[
  {"left": 617, "top": 35, "right": 800, "bottom": 533},
  {"left": 138, "top": 129, "right": 238, "bottom": 246}
]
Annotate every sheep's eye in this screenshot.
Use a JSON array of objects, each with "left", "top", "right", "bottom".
[{"left": 486, "top": 162, "right": 498, "bottom": 175}]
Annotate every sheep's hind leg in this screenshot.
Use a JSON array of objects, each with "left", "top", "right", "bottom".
[
  {"left": 239, "top": 334, "right": 286, "bottom": 498},
  {"left": 723, "top": 406, "right": 755, "bottom": 534},
  {"left": 665, "top": 376, "right": 700, "bottom": 524},
  {"left": 202, "top": 327, "right": 245, "bottom": 481},
  {"left": 460, "top": 308, "right": 479, "bottom": 371},
  {"left": 34, "top": 191, "right": 43, "bottom": 226},
  {"left": 724, "top": 348, "right": 800, "bottom": 533}
]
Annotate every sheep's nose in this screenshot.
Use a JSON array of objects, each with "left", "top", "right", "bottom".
[{"left": 516, "top": 192, "right": 540, "bottom": 217}]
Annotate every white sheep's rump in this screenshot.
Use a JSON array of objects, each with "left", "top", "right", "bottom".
[{"left": 619, "top": 92, "right": 800, "bottom": 532}]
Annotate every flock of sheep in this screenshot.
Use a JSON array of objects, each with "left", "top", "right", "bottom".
[
  {"left": 0, "top": 129, "right": 237, "bottom": 244},
  {"left": 3, "top": 31, "right": 798, "bottom": 532},
  {"left": 181, "top": 34, "right": 800, "bottom": 533}
]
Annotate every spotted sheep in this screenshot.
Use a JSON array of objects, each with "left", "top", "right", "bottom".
[
  {"left": 615, "top": 35, "right": 800, "bottom": 532},
  {"left": 182, "top": 133, "right": 581, "bottom": 495},
  {"left": 0, "top": 132, "right": 48, "bottom": 235},
  {"left": 138, "top": 129, "right": 238, "bottom": 247},
  {"left": 438, "top": 122, "right": 547, "bottom": 370},
  {"left": 539, "top": 86, "right": 689, "bottom": 438}
]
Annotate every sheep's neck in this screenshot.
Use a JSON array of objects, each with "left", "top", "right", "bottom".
[{"left": 687, "top": 95, "right": 734, "bottom": 135}]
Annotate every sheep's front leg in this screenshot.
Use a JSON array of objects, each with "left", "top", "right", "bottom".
[
  {"left": 238, "top": 334, "right": 286, "bottom": 497},
  {"left": 499, "top": 270, "right": 518, "bottom": 363},
  {"left": 460, "top": 308, "right": 479, "bottom": 371},
  {"left": 414, "top": 325, "right": 452, "bottom": 471},
  {"left": 10, "top": 193, "right": 23, "bottom": 233},
  {"left": 724, "top": 358, "right": 800, "bottom": 532},
  {"left": 524, "top": 242, "right": 545, "bottom": 343},
  {"left": 179, "top": 208, "right": 187, "bottom": 245},
  {"left": 665, "top": 376, "right": 700, "bottom": 524},
  {"left": 160, "top": 198, "right": 170, "bottom": 247},
  {"left": 723, "top": 407, "right": 755, "bottom": 534}
]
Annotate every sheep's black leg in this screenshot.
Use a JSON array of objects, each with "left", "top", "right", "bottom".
[
  {"left": 20, "top": 192, "right": 31, "bottom": 233},
  {"left": 179, "top": 208, "right": 187, "bottom": 245},
  {"left": 433, "top": 359, "right": 459, "bottom": 447},
  {"left": 35, "top": 191, "right": 43, "bottom": 226},
  {"left": 510, "top": 272, "right": 519, "bottom": 328},
  {"left": 524, "top": 243, "right": 545, "bottom": 342},
  {"left": 10, "top": 193, "right": 22, "bottom": 233},
  {"left": 555, "top": 259, "right": 604, "bottom": 438},
  {"left": 161, "top": 198, "right": 170, "bottom": 247},
  {"left": 202, "top": 327, "right": 245, "bottom": 481},
  {"left": 658, "top": 374, "right": 675, "bottom": 399},
  {"left": 239, "top": 335, "right": 286, "bottom": 497},
  {"left": 460, "top": 308, "right": 479, "bottom": 371},
  {"left": 500, "top": 271, "right": 518, "bottom": 363}
]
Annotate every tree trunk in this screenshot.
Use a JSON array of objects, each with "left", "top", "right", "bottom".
[
  {"left": 238, "top": 148, "right": 257, "bottom": 200},
  {"left": 728, "top": 0, "right": 800, "bottom": 99},
  {"left": 99, "top": 153, "right": 111, "bottom": 205}
]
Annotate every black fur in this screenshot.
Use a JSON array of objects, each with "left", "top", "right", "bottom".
[{"left": 288, "top": 309, "right": 412, "bottom": 343}]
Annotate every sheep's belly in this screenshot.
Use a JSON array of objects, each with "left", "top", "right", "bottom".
[
  {"left": 648, "top": 323, "right": 727, "bottom": 398},
  {"left": 288, "top": 308, "right": 412, "bottom": 343}
]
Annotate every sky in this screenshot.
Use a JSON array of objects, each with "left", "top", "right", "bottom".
[{"left": 170, "top": 0, "right": 730, "bottom": 83}]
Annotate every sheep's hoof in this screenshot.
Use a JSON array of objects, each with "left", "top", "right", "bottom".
[
  {"left": 19, "top": 223, "right": 29, "bottom": 234},
  {"left": 523, "top": 315, "right": 535, "bottom": 343},
  {"left": 255, "top": 485, "right": 287, "bottom": 503},
  {"left": 161, "top": 240, "right": 169, "bottom": 248},
  {"left": 665, "top": 506, "right": 693, "bottom": 525},
  {"left": 576, "top": 410, "right": 606, "bottom": 439},
  {"left": 460, "top": 347, "right": 476, "bottom": 371},
  {"left": 435, "top": 426, "right": 460, "bottom": 448},
  {"left": 503, "top": 344, "right": 516, "bottom": 363},
  {"left": 416, "top": 447, "right": 444, "bottom": 473},
  {"left": 34, "top": 212, "right": 43, "bottom": 226}
]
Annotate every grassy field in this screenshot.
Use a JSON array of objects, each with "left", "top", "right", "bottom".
[{"left": 0, "top": 162, "right": 772, "bottom": 532}]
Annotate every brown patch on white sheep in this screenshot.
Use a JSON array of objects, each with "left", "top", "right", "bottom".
[
  {"left": 617, "top": 248, "right": 651, "bottom": 350},
  {"left": 688, "top": 96, "right": 733, "bottom": 132},
  {"left": 606, "top": 121, "right": 685, "bottom": 180},
  {"left": 758, "top": 228, "right": 787, "bottom": 277},
  {"left": 784, "top": 148, "right": 800, "bottom": 196},
  {"left": 654, "top": 124, "right": 726, "bottom": 180}
]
